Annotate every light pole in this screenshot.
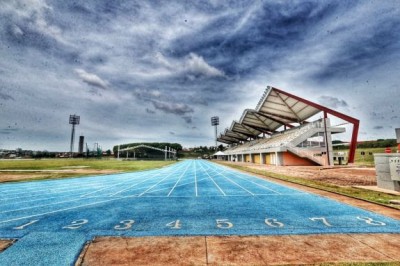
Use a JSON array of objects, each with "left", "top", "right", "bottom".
[
  {"left": 211, "top": 116, "right": 219, "bottom": 151},
  {"left": 69, "top": 114, "right": 80, "bottom": 158}
]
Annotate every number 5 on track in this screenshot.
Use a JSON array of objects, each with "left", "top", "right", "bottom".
[{"left": 216, "top": 219, "right": 233, "bottom": 229}]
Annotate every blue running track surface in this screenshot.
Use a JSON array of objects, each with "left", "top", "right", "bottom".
[{"left": 0, "top": 159, "right": 400, "bottom": 265}]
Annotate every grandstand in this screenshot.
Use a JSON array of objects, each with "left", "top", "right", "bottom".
[{"left": 218, "top": 86, "right": 359, "bottom": 166}]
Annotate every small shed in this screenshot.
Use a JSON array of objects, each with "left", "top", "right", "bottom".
[{"left": 213, "top": 151, "right": 226, "bottom": 160}]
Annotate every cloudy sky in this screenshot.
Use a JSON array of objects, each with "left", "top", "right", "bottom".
[{"left": 1, "top": 0, "right": 399, "bottom": 151}]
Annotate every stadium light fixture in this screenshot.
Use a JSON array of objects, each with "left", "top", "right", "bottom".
[
  {"left": 69, "top": 114, "right": 80, "bottom": 158},
  {"left": 211, "top": 116, "right": 219, "bottom": 150}
]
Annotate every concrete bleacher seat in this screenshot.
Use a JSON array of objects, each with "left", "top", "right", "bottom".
[{"left": 225, "top": 120, "right": 322, "bottom": 154}]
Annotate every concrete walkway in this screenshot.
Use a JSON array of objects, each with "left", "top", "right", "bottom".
[{"left": 78, "top": 234, "right": 400, "bottom": 265}]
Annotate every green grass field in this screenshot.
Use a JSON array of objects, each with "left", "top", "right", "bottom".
[
  {"left": 0, "top": 159, "right": 176, "bottom": 183},
  {"left": 335, "top": 146, "right": 398, "bottom": 166},
  {"left": 0, "top": 158, "right": 176, "bottom": 171}
]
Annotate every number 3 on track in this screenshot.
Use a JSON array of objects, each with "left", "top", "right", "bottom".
[{"left": 115, "top": 220, "right": 135, "bottom": 230}]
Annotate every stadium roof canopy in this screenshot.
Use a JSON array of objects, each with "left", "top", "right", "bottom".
[{"left": 217, "top": 86, "right": 359, "bottom": 163}]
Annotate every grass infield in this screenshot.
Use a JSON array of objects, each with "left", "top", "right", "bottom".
[{"left": 0, "top": 159, "right": 176, "bottom": 183}]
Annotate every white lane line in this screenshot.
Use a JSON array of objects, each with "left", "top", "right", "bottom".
[
  {"left": 0, "top": 163, "right": 187, "bottom": 204},
  {"left": 0, "top": 173, "right": 149, "bottom": 200},
  {"left": 0, "top": 186, "right": 108, "bottom": 202},
  {"left": 198, "top": 161, "right": 226, "bottom": 196},
  {"left": 0, "top": 195, "right": 138, "bottom": 225},
  {"left": 0, "top": 164, "right": 186, "bottom": 225},
  {"left": 110, "top": 163, "right": 187, "bottom": 196},
  {"left": 199, "top": 161, "right": 254, "bottom": 195},
  {"left": 167, "top": 161, "right": 192, "bottom": 197},
  {"left": 0, "top": 192, "right": 97, "bottom": 206},
  {"left": 0, "top": 197, "right": 90, "bottom": 214},
  {"left": 212, "top": 170, "right": 255, "bottom": 195},
  {"left": 205, "top": 162, "right": 282, "bottom": 194},
  {"left": 144, "top": 176, "right": 204, "bottom": 194},
  {"left": 194, "top": 160, "right": 198, "bottom": 197},
  {"left": 79, "top": 168, "right": 170, "bottom": 198},
  {"left": 0, "top": 175, "right": 132, "bottom": 195},
  {"left": 0, "top": 165, "right": 177, "bottom": 197},
  {"left": 138, "top": 162, "right": 190, "bottom": 197},
  {"left": 0, "top": 175, "right": 150, "bottom": 201}
]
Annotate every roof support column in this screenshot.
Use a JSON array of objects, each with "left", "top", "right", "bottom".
[
  {"left": 273, "top": 87, "right": 359, "bottom": 164},
  {"left": 349, "top": 121, "right": 359, "bottom": 164},
  {"left": 323, "top": 111, "right": 331, "bottom": 166}
]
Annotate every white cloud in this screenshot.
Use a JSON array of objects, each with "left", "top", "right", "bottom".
[
  {"left": 75, "top": 69, "right": 109, "bottom": 90},
  {"left": 185, "top": 53, "right": 225, "bottom": 77},
  {"left": 318, "top": 96, "right": 349, "bottom": 109}
]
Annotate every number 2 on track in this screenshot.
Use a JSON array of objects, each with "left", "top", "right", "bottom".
[{"left": 63, "top": 219, "right": 88, "bottom": 230}]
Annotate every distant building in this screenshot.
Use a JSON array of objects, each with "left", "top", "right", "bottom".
[{"left": 78, "top": 136, "right": 84, "bottom": 154}]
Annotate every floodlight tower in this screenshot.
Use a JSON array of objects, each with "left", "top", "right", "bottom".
[
  {"left": 69, "top": 114, "right": 80, "bottom": 158},
  {"left": 211, "top": 116, "right": 219, "bottom": 150}
]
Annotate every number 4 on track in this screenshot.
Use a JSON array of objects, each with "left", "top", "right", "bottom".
[{"left": 166, "top": 220, "right": 181, "bottom": 229}]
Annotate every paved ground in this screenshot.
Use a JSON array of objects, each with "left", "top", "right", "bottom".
[
  {"left": 79, "top": 234, "right": 400, "bottom": 265},
  {"left": 227, "top": 162, "right": 377, "bottom": 186},
  {"left": 1, "top": 159, "right": 400, "bottom": 265}
]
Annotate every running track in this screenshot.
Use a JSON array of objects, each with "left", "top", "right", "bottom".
[{"left": 0, "top": 159, "right": 400, "bottom": 265}]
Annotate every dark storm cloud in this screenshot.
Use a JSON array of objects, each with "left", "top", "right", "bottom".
[
  {"left": 0, "top": 128, "right": 18, "bottom": 135},
  {"left": 1, "top": 0, "right": 399, "bottom": 150},
  {"left": 318, "top": 96, "right": 348, "bottom": 109},
  {"left": 145, "top": 108, "right": 155, "bottom": 114},
  {"left": 311, "top": 7, "right": 400, "bottom": 82},
  {"left": 1, "top": 6, "right": 80, "bottom": 65},
  {"left": 182, "top": 116, "right": 193, "bottom": 124},
  {"left": 151, "top": 101, "right": 193, "bottom": 116},
  {"left": 169, "top": 1, "right": 338, "bottom": 76},
  {"left": 0, "top": 92, "right": 15, "bottom": 101},
  {"left": 133, "top": 88, "right": 194, "bottom": 118}
]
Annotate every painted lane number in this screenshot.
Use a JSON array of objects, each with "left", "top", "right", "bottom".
[
  {"left": 357, "top": 216, "right": 386, "bottom": 226},
  {"left": 13, "top": 220, "right": 39, "bottom": 230},
  {"left": 265, "top": 218, "right": 284, "bottom": 228},
  {"left": 63, "top": 219, "right": 88, "bottom": 230},
  {"left": 166, "top": 220, "right": 181, "bottom": 229},
  {"left": 309, "top": 217, "right": 332, "bottom": 227},
  {"left": 114, "top": 220, "right": 135, "bottom": 230},
  {"left": 216, "top": 219, "right": 233, "bottom": 229}
]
